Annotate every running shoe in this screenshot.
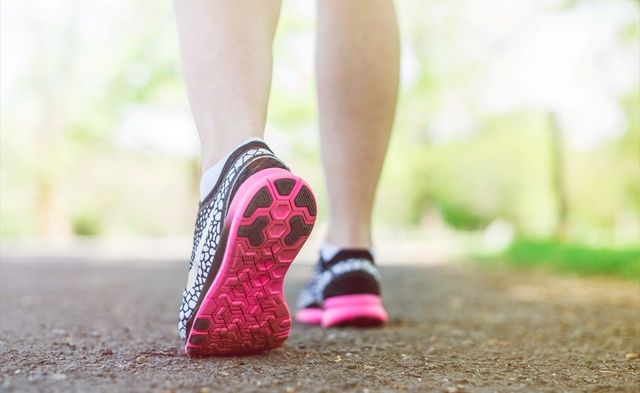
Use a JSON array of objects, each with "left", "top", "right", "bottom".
[
  {"left": 295, "top": 249, "right": 388, "bottom": 327},
  {"left": 179, "top": 140, "right": 317, "bottom": 356}
]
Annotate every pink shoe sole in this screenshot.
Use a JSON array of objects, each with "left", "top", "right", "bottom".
[
  {"left": 185, "top": 168, "right": 317, "bottom": 356},
  {"left": 296, "top": 294, "right": 388, "bottom": 328},
  {"left": 295, "top": 307, "right": 323, "bottom": 325}
]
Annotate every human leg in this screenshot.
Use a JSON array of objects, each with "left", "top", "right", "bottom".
[{"left": 174, "top": 0, "right": 317, "bottom": 355}]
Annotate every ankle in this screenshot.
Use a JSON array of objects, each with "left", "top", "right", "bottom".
[
  {"left": 320, "top": 242, "right": 373, "bottom": 262},
  {"left": 199, "top": 137, "right": 265, "bottom": 200},
  {"left": 324, "top": 227, "right": 372, "bottom": 249},
  {"left": 200, "top": 136, "right": 264, "bottom": 173}
]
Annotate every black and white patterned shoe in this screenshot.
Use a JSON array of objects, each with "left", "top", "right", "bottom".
[
  {"left": 179, "top": 140, "right": 317, "bottom": 356},
  {"left": 295, "top": 249, "right": 388, "bottom": 327}
]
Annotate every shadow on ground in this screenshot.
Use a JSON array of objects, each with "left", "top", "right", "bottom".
[{"left": 0, "top": 259, "right": 638, "bottom": 392}]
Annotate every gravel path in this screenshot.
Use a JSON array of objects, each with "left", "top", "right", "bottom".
[{"left": 1, "top": 258, "right": 638, "bottom": 392}]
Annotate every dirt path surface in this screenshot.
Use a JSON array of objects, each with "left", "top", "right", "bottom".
[{"left": 1, "top": 258, "right": 638, "bottom": 393}]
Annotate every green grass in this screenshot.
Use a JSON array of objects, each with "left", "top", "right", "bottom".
[{"left": 493, "top": 238, "right": 640, "bottom": 280}]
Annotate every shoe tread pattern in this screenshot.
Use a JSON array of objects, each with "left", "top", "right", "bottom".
[{"left": 186, "top": 175, "right": 316, "bottom": 356}]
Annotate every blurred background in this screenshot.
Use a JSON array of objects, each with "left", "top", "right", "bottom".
[{"left": 1, "top": 0, "right": 638, "bottom": 278}]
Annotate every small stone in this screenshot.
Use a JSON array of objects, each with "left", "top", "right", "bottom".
[
  {"left": 334, "top": 355, "right": 342, "bottom": 363},
  {"left": 135, "top": 355, "right": 147, "bottom": 363},
  {"left": 285, "top": 387, "right": 295, "bottom": 393},
  {"left": 626, "top": 352, "right": 639, "bottom": 360},
  {"left": 14, "top": 370, "right": 20, "bottom": 375},
  {"left": 52, "top": 373, "right": 67, "bottom": 381},
  {"left": 199, "top": 387, "right": 212, "bottom": 393}
]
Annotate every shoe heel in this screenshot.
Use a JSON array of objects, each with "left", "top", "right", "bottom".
[
  {"left": 295, "top": 307, "right": 323, "bottom": 325},
  {"left": 321, "top": 294, "right": 388, "bottom": 328},
  {"left": 185, "top": 168, "right": 317, "bottom": 356}
]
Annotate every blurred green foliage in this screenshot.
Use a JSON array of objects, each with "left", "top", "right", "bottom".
[
  {"left": 72, "top": 210, "right": 103, "bottom": 237},
  {"left": 437, "top": 199, "right": 490, "bottom": 231},
  {"left": 497, "top": 238, "right": 640, "bottom": 280},
  {"left": 1, "top": 0, "right": 638, "bottom": 278}
]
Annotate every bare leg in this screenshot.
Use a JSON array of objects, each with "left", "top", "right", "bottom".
[
  {"left": 174, "top": 0, "right": 282, "bottom": 171},
  {"left": 316, "top": 0, "right": 400, "bottom": 248}
]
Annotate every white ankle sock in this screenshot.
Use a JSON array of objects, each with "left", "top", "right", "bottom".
[
  {"left": 199, "top": 137, "right": 263, "bottom": 200},
  {"left": 320, "top": 243, "right": 342, "bottom": 261}
]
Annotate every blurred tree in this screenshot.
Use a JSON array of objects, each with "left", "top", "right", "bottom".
[
  {"left": 0, "top": 0, "right": 637, "bottom": 250},
  {"left": 548, "top": 112, "right": 569, "bottom": 239}
]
